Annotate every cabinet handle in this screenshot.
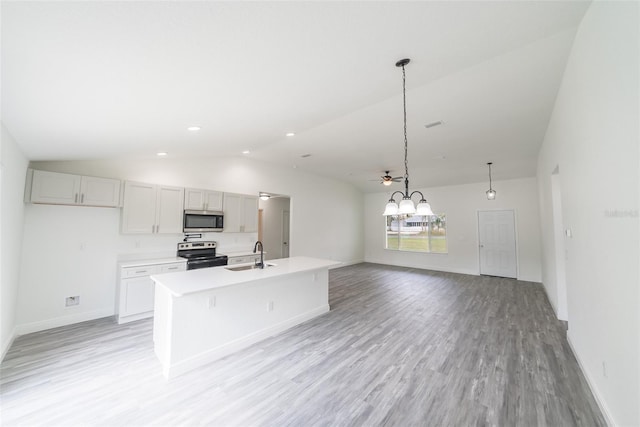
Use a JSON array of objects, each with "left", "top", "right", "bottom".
[
  {"left": 152, "top": 225, "right": 155, "bottom": 233},
  {"left": 81, "top": 194, "right": 85, "bottom": 203},
  {"left": 135, "top": 270, "right": 147, "bottom": 274},
  {"left": 167, "top": 266, "right": 178, "bottom": 270},
  {"left": 74, "top": 193, "right": 78, "bottom": 203},
  {"left": 156, "top": 224, "right": 159, "bottom": 233}
]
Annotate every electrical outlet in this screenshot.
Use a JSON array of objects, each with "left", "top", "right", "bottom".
[
  {"left": 207, "top": 296, "right": 216, "bottom": 309},
  {"left": 65, "top": 296, "right": 80, "bottom": 307}
]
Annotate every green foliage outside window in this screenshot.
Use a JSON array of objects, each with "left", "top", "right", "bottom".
[{"left": 385, "top": 214, "right": 447, "bottom": 253}]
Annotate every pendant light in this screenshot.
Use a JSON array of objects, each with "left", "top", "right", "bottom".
[
  {"left": 486, "top": 162, "right": 496, "bottom": 200},
  {"left": 383, "top": 58, "right": 434, "bottom": 217}
]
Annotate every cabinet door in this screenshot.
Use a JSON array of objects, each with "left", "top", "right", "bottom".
[
  {"left": 184, "top": 188, "right": 205, "bottom": 210},
  {"left": 122, "top": 276, "right": 155, "bottom": 316},
  {"left": 156, "top": 185, "right": 184, "bottom": 234},
  {"left": 121, "top": 181, "right": 157, "bottom": 234},
  {"left": 204, "top": 191, "right": 223, "bottom": 211},
  {"left": 242, "top": 196, "right": 259, "bottom": 233},
  {"left": 80, "top": 176, "right": 121, "bottom": 207},
  {"left": 30, "top": 170, "right": 81, "bottom": 205},
  {"left": 223, "top": 193, "right": 242, "bottom": 232}
]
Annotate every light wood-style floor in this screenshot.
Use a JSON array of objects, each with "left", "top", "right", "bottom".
[{"left": 1, "top": 263, "right": 605, "bottom": 426}]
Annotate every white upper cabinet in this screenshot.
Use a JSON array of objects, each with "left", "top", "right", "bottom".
[
  {"left": 121, "top": 181, "right": 184, "bottom": 234},
  {"left": 79, "top": 175, "right": 121, "bottom": 207},
  {"left": 223, "top": 193, "right": 258, "bottom": 233},
  {"left": 156, "top": 186, "right": 185, "bottom": 234},
  {"left": 27, "top": 169, "right": 120, "bottom": 207},
  {"left": 242, "top": 195, "right": 259, "bottom": 233},
  {"left": 184, "top": 188, "right": 223, "bottom": 211}
]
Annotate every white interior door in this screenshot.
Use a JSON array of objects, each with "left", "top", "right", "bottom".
[
  {"left": 478, "top": 210, "right": 517, "bottom": 278},
  {"left": 282, "top": 210, "right": 290, "bottom": 258}
]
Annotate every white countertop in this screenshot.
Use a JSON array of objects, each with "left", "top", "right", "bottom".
[
  {"left": 119, "top": 257, "right": 186, "bottom": 268},
  {"left": 151, "top": 256, "right": 341, "bottom": 297}
]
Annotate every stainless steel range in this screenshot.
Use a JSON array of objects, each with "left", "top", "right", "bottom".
[{"left": 177, "top": 241, "right": 228, "bottom": 270}]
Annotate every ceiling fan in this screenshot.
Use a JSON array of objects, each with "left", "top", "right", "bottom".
[{"left": 371, "top": 171, "right": 403, "bottom": 186}]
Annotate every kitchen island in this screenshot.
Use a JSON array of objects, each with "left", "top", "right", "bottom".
[{"left": 150, "top": 256, "right": 341, "bottom": 379}]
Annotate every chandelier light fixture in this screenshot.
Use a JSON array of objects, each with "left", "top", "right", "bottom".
[
  {"left": 383, "top": 58, "right": 434, "bottom": 217},
  {"left": 486, "top": 162, "right": 496, "bottom": 200}
]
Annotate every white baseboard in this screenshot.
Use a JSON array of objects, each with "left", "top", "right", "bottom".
[
  {"left": 163, "top": 305, "right": 330, "bottom": 379},
  {"left": 331, "top": 259, "right": 364, "bottom": 269},
  {"left": 0, "top": 327, "right": 17, "bottom": 363},
  {"left": 14, "top": 308, "right": 114, "bottom": 336},
  {"left": 363, "top": 259, "right": 479, "bottom": 277},
  {"left": 566, "top": 332, "right": 616, "bottom": 427}
]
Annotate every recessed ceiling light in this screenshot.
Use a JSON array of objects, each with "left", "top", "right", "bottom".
[
  {"left": 286, "top": 132, "right": 296, "bottom": 137},
  {"left": 156, "top": 152, "right": 168, "bottom": 157},
  {"left": 187, "top": 126, "right": 201, "bottom": 132},
  {"left": 242, "top": 150, "right": 250, "bottom": 155}
]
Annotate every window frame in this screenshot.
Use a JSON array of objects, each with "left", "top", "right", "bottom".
[{"left": 384, "top": 213, "right": 448, "bottom": 254}]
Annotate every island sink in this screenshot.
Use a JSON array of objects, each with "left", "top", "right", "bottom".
[{"left": 225, "top": 263, "right": 276, "bottom": 272}]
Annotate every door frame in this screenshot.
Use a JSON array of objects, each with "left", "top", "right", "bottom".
[{"left": 476, "top": 209, "right": 519, "bottom": 278}]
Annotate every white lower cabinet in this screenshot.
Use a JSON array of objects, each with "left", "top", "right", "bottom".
[{"left": 117, "top": 259, "right": 186, "bottom": 324}]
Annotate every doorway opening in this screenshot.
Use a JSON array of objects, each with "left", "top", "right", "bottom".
[{"left": 258, "top": 193, "right": 291, "bottom": 261}]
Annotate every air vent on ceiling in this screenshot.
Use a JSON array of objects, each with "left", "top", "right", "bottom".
[{"left": 424, "top": 121, "right": 443, "bottom": 129}]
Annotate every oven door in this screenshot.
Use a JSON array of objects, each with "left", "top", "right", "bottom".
[{"left": 187, "top": 256, "right": 228, "bottom": 270}]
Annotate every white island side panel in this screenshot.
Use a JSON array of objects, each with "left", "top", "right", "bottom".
[{"left": 151, "top": 257, "right": 338, "bottom": 379}]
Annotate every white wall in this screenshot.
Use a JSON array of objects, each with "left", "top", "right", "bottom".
[
  {"left": 365, "top": 177, "right": 541, "bottom": 282},
  {"left": 16, "top": 156, "right": 364, "bottom": 334},
  {"left": 259, "top": 196, "right": 290, "bottom": 261},
  {"left": 537, "top": 2, "right": 639, "bottom": 425},
  {"left": 0, "top": 123, "right": 29, "bottom": 359}
]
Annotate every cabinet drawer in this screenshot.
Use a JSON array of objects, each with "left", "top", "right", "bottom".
[
  {"left": 122, "top": 266, "right": 160, "bottom": 278},
  {"left": 161, "top": 263, "right": 186, "bottom": 273}
]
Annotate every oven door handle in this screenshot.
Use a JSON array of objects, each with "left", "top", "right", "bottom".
[{"left": 188, "top": 259, "right": 215, "bottom": 266}]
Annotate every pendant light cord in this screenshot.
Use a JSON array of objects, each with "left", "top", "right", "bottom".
[
  {"left": 400, "top": 62, "right": 411, "bottom": 200},
  {"left": 402, "top": 64, "right": 409, "bottom": 183},
  {"left": 488, "top": 163, "right": 493, "bottom": 189}
]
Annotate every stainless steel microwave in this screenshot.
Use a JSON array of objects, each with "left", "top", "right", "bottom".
[{"left": 183, "top": 210, "right": 224, "bottom": 232}]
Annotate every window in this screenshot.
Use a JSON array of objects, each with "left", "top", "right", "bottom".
[{"left": 385, "top": 214, "right": 447, "bottom": 253}]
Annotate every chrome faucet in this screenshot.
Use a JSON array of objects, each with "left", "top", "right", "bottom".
[{"left": 253, "top": 241, "right": 264, "bottom": 269}]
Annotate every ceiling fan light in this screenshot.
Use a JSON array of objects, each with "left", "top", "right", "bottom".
[
  {"left": 416, "top": 200, "right": 434, "bottom": 216},
  {"left": 383, "top": 180, "right": 393, "bottom": 186},
  {"left": 486, "top": 189, "right": 496, "bottom": 200},
  {"left": 383, "top": 201, "right": 399, "bottom": 216},
  {"left": 398, "top": 198, "right": 416, "bottom": 215}
]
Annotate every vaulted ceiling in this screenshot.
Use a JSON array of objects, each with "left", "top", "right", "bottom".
[{"left": 1, "top": 1, "right": 590, "bottom": 192}]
